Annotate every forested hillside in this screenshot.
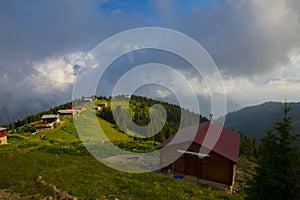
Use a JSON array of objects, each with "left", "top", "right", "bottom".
[
  {"left": 2, "top": 95, "right": 207, "bottom": 141},
  {"left": 98, "top": 95, "right": 207, "bottom": 143},
  {"left": 222, "top": 102, "right": 300, "bottom": 140}
]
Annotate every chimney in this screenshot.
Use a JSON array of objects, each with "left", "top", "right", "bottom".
[{"left": 209, "top": 113, "right": 213, "bottom": 124}]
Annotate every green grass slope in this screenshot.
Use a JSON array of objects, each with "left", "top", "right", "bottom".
[{"left": 0, "top": 103, "right": 242, "bottom": 199}]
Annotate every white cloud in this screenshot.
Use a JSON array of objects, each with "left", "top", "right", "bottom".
[
  {"left": 27, "top": 52, "right": 87, "bottom": 94},
  {"left": 155, "top": 89, "right": 171, "bottom": 98},
  {"left": 221, "top": 50, "right": 300, "bottom": 106}
]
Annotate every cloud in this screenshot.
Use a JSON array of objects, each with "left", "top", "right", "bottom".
[
  {"left": 2, "top": 0, "right": 300, "bottom": 124},
  {"left": 220, "top": 50, "right": 300, "bottom": 105},
  {"left": 26, "top": 52, "right": 86, "bottom": 94},
  {"left": 173, "top": 0, "right": 300, "bottom": 78},
  {"left": 155, "top": 89, "right": 172, "bottom": 98}
]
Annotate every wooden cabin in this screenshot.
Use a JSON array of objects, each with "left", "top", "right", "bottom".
[
  {"left": 58, "top": 108, "right": 77, "bottom": 116},
  {"left": 156, "top": 121, "right": 240, "bottom": 193},
  {"left": 0, "top": 127, "right": 8, "bottom": 145},
  {"left": 35, "top": 123, "right": 53, "bottom": 132},
  {"left": 41, "top": 114, "right": 60, "bottom": 124},
  {"left": 83, "top": 98, "right": 93, "bottom": 103}
]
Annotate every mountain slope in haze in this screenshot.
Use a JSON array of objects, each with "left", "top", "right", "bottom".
[
  {"left": 0, "top": 93, "right": 70, "bottom": 126},
  {"left": 222, "top": 102, "right": 300, "bottom": 140},
  {"left": 0, "top": 100, "right": 52, "bottom": 125}
]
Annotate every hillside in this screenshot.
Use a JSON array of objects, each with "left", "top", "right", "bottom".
[
  {"left": 0, "top": 99, "right": 242, "bottom": 199},
  {"left": 222, "top": 102, "right": 300, "bottom": 140}
]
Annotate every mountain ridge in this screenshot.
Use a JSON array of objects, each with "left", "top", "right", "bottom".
[{"left": 221, "top": 101, "right": 300, "bottom": 140}]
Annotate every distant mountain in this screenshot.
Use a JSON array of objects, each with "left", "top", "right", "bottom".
[
  {"left": 152, "top": 94, "right": 241, "bottom": 118},
  {"left": 0, "top": 96, "right": 70, "bottom": 126},
  {"left": 0, "top": 101, "right": 51, "bottom": 126},
  {"left": 221, "top": 102, "right": 300, "bottom": 141}
]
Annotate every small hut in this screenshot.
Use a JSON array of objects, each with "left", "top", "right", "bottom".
[
  {"left": 58, "top": 108, "right": 77, "bottom": 116},
  {"left": 35, "top": 123, "right": 53, "bottom": 132},
  {"left": 41, "top": 114, "right": 60, "bottom": 124},
  {"left": 156, "top": 121, "right": 240, "bottom": 193}
]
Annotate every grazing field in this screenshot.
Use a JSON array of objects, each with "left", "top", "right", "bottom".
[
  {"left": 0, "top": 149, "right": 242, "bottom": 199},
  {"left": 0, "top": 104, "right": 243, "bottom": 199}
]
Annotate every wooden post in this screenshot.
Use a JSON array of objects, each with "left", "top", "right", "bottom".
[
  {"left": 172, "top": 162, "right": 175, "bottom": 174},
  {"left": 231, "top": 164, "right": 236, "bottom": 190},
  {"left": 198, "top": 158, "right": 200, "bottom": 178},
  {"left": 184, "top": 154, "right": 187, "bottom": 175}
]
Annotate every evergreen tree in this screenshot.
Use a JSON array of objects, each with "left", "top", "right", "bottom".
[
  {"left": 252, "top": 138, "right": 259, "bottom": 159},
  {"left": 240, "top": 136, "right": 253, "bottom": 158},
  {"left": 246, "top": 102, "right": 300, "bottom": 200}
]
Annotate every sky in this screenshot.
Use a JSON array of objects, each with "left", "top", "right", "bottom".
[{"left": 1, "top": 0, "right": 300, "bottom": 123}]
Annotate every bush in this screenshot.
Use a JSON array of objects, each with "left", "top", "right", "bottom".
[
  {"left": 37, "top": 142, "right": 90, "bottom": 155},
  {"left": 114, "top": 141, "right": 156, "bottom": 153},
  {"left": 17, "top": 141, "right": 39, "bottom": 148}
]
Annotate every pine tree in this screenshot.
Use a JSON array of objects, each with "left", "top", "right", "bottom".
[
  {"left": 246, "top": 102, "right": 300, "bottom": 200},
  {"left": 240, "top": 136, "right": 253, "bottom": 158},
  {"left": 252, "top": 138, "right": 259, "bottom": 159}
]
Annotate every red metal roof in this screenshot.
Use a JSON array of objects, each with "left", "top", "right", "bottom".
[
  {"left": 0, "top": 133, "right": 7, "bottom": 138},
  {"left": 156, "top": 121, "right": 240, "bottom": 163}
]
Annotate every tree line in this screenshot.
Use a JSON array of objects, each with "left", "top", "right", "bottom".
[
  {"left": 239, "top": 135, "right": 259, "bottom": 161},
  {"left": 246, "top": 102, "right": 300, "bottom": 200},
  {"left": 97, "top": 95, "right": 207, "bottom": 143}
]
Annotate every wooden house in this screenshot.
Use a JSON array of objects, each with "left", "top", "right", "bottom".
[
  {"left": 83, "top": 98, "right": 93, "bottom": 103},
  {"left": 35, "top": 123, "right": 53, "bottom": 132},
  {"left": 75, "top": 106, "right": 84, "bottom": 113},
  {"left": 41, "top": 114, "right": 60, "bottom": 124},
  {"left": 0, "top": 127, "right": 8, "bottom": 145},
  {"left": 156, "top": 121, "right": 240, "bottom": 193},
  {"left": 58, "top": 108, "right": 77, "bottom": 115}
]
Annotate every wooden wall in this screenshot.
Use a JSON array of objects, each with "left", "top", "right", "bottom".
[
  {"left": 161, "top": 142, "right": 235, "bottom": 186},
  {"left": 200, "top": 151, "right": 234, "bottom": 185}
]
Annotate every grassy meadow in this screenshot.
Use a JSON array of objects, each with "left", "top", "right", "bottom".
[{"left": 0, "top": 102, "right": 243, "bottom": 199}]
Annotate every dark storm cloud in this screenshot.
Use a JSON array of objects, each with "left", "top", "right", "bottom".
[
  {"left": 0, "top": 0, "right": 148, "bottom": 124},
  {"left": 170, "top": 0, "right": 300, "bottom": 77},
  {"left": 1, "top": 0, "right": 300, "bottom": 124},
  {"left": 2, "top": 0, "right": 300, "bottom": 93},
  {"left": 0, "top": 0, "right": 147, "bottom": 74},
  {"left": 0, "top": 1, "right": 147, "bottom": 74}
]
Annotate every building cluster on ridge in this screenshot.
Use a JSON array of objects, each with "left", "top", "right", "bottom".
[{"left": 34, "top": 99, "right": 108, "bottom": 132}]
